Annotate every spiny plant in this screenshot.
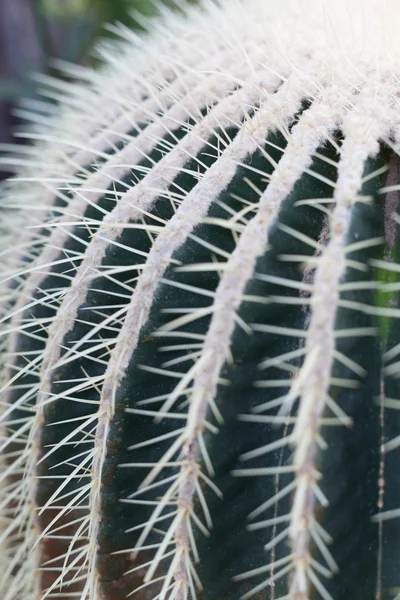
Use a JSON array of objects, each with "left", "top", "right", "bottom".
[{"left": 1, "top": 0, "right": 400, "bottom": 599}]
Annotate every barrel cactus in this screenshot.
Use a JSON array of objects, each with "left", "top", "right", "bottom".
[{"left": 1, "top": 0, "right": 400, "bottom": 599}]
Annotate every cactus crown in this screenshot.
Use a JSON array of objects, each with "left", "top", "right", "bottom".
[{"left": 1, "top": 1, "right": 400, "bottom": 599}]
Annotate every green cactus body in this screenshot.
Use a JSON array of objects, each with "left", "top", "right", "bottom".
[{"left": 1, "top": 1, "right": 400, "bottom": 599}]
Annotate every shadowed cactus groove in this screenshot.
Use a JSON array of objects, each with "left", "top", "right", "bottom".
[{"left": 1, "top": 0, "right": 400, "bottom": 599}]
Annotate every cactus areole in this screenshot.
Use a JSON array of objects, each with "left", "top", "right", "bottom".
[{"left": 2, "top": 0, "right": 400, "bottom": 598}]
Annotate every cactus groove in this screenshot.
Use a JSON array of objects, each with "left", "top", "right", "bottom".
[{"left": 1, "top": 0, "right": 400, "bottom": 599}]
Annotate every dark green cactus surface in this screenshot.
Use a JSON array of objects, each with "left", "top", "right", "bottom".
[{"left": 1, "top": 1, "right": 400, "bottom": 600}]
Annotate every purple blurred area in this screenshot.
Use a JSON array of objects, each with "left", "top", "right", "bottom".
[
  {"left": 0, "top": 0, "right": 192, "bottom": 180},
  {"left": 0, "top": 0, "right": 155, "bottom": 180},
  {"left": 0, "top": 0, "right": 46, "bottom": 177}
]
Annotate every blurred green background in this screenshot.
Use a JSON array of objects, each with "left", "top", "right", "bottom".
[{"left": 0, "top": 0, "right": 195, "bottom": 177}]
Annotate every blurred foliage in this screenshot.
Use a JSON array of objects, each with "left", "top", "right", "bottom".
[
  {"left": 41, "top": 0, "right": 160, "bottom": 21},
  {"left": 0, "top": 80, "right": 21, "bottom": 102},
  {"left": 0, "top": 0, "right": 197, "bottom": 105},
  {"left": 0, "top": 0, "right": 199, "bottom": 99},
  {"left": 38, "top": 0, "right": 169, "bottom": 65},
  {"left": 0, "top": 0, "right": 197, "bottom": 154},
  {"left": 41, "top": 0, "right": 98, "bottom": 18}
]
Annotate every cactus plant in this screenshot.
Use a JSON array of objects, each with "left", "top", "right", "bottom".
[{"left": 2, "top": 0, "right": 400, "bottom": 599}]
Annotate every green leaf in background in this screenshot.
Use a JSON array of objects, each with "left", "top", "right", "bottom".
[
  {"left": 37, "top": 0, "right": 170, "bottom": 66},
  {"left": 40, "top": 0, "right": 157, "bottom": 27},
  {"left": 41, "top": 0, "right": 93, "bottom": 18},
  {"left": 0, "top": 0, "right": 199, "bottom": 168},
  {"left": 0, "top": 80, "right": 22, "bottom": 101}
]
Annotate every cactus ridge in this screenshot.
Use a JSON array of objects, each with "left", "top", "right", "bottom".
[{"left": 2, "top": 1, "right": 400, "bottom": 599}]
